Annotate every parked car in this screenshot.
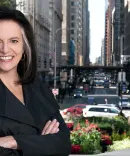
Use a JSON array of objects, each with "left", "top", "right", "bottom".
[
  {"left": 73, "top": 89, "right": 83, "bottom": 98},
  {"left": 83, "top": 105, "right": 121, "bottom": 118},
  {"left": 98, "top": 104, "right": 121, "bottom": 110}
]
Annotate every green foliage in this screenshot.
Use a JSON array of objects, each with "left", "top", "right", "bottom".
[
  {"left": 70, "top": 121, "right": 102, "bottom": 154},
  {"left": 111, "top": 132, "right": 127, "bottom": 142},
  {"left": 70, "top": 115, "right": 130, "bottom": 154},
  {"left": 0, "top": 0, "right": 15, "bottom": 8},
  {"left": 84, "top": 116, "right": 130, "bottom": 134},
  {"left": 80, "top": 129, "right": 102, "bottom": 154}
]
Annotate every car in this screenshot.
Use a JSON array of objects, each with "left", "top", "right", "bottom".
[
  {"left": 87, "top": 97, "right": 96, "bottom": 105},
  {"left": 63, "top": 104, "right": 87, "bottom": 115},
  {"left": 104, "top": 80, "right": 109, "bottom": 88},
  {"left": 98, "top": 104, "right": 121, "bottom": 110},
  {"left": 83, "top": 105, "right": 121, "bottom": 118},
  {"left": 119, "top": 97, "right": 130, "bottom": 108},
  {"left": 73, "top": 89, "right": 83, "bottom": 98},
  {"left": 122, "top": 84, "right": 129, "bottom": 94}
]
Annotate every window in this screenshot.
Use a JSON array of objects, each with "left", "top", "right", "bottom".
[
  {"left": 71, "top": 30, "right": 74, "bottom": 34},
  {"left": 89, "top": 108, "right": 97, "bottom": 111},
  {"left": 71, "top": 15, "right": 75, "bottom": 20},
  {"left": 71, "top": 23, "right": 75, "bottom": 27},
  {"left": 89, "top": 107, "right": 108, "bottom": 112},
  {"left": 71, "top": 1, "right": 74, "bottom": 6},
  {"left": 109, "top": 108, "right": 119, "bottom": 114},
  {"left": 44, "top": 58, "right": 47, "bottom": 68}
]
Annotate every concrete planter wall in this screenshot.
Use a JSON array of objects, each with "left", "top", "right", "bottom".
[{"left": 70, "top": 148, "right": 130, "bottom": 156}]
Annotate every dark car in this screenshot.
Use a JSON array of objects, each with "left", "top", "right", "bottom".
[
  {"left": 87, "top": 97, "right": 96, "bottom": 105},
  {"left": 73, "top": 89, "right": 83, "bottom": 98}
]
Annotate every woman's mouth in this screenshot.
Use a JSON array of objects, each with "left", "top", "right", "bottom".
[{"left": 0, "top": 56, "right": 14, "bottom": 61}]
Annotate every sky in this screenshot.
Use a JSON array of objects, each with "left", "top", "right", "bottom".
[{"left": 89, "top": 0, "right": 105, "bottom": 63}]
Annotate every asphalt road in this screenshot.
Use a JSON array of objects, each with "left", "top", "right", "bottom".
[{"left": 60, "top": 88, "right": 121, "bottom": 110}]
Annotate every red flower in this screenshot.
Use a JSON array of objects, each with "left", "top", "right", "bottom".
[
  {"left": 101, "top": 134, "right": 110, "bottom": 140},
  {"left": 103, "top": 139, "right": 112, "bottom": 145},
  {"left": 71, "top": 145, "right": 81, "bottom": 154},
  {"left": 122, "top": 131, "right": 126, "bottom": 135},
  {"left": 66, "top": 123, "right": 74, "bottom": 129}
]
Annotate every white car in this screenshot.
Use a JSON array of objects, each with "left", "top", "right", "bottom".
[
  {"left": 83, "top": 105, "right": 120, "bottom": 118},
  {"left": 119, "top": 97, "right": 130, "bottom": 108}
]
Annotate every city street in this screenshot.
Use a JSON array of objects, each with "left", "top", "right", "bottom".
[{"left": 60, "top": 87, "right": 124, "bottom": 110}]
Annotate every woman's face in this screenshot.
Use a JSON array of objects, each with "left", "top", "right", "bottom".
[{"left": 0, "top": 20, "right": 24, "bottom": 73}]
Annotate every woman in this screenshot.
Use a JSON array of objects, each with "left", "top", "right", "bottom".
[{"left": 0, "top": 6, "right": 71, "bottom": 156}]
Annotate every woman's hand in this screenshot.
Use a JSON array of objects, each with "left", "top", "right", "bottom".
[
  {"left": 0, "top": 119, "right": 60, "bottom": 149},
  {"left": 0, "top": 136, "right": 18, "bottom": 149},
  {"left": 42, "top": 119, "right": 60, "bottom": 135}
]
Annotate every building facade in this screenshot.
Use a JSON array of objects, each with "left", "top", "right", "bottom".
[
  {"left": 112, "top": 0, "right": 124, "bottom": 66},
  {"left": 124, "top": 0, "right": 130, "bottom": 62},
  {"left": 105, "top": 0, "right": 115, "bottom": 66},
  {"left": 83, "top": 0, "right": 90, "bottom": 66},
  {"left": 101, "top": 38, "right": 105, "bottom": 66},
  {"left": 95, "top": 56, "right": 101, "bottom": 65},
  {"left": 61, "top": 0, "right": 70, "bottom": 66},
  {"left": 69, "top": 0, "right": 84, "bottom": 66},
  {"left": 16, "top": 0, "right": 50, "bottom": 73},
  {"left": 49, "top": 0, "right": 62, "bottom": 68}
]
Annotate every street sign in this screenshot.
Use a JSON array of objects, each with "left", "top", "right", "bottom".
[
  {"left": 52, "top": 88, "right": 59, "bottom": 96},
  {"left": 118, "top": 72, "right": 126, "bottom": 82}
]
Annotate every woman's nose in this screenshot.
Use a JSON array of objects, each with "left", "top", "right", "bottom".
[{"left": 0, "top": 42, "right": 10, "bottom": 54}]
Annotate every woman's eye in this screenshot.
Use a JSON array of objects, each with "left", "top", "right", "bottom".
[{"left": 11, "top": 40, "right": 18, "bottom": 43}]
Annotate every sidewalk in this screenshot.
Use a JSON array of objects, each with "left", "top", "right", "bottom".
[{"left": 70, "top": 148, "right": 130, "bottom": 156}]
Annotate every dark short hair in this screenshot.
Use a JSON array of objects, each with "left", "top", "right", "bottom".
[{"left": 0, "top": 6, "right": 37, "bottom": 84}]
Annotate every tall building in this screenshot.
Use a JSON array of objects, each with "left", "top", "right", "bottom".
[
  {"left": 105, "top": 0, "right": 115, "bottom": 66},
  {"left": 101, "top": 38, "right": 105, "bottom": 66},
  {"left": 95, "top": 56, "right": 101, "bottom": 65},
  {"left": 69, "top": 0, "right": 88, "bottom": 66},
  {"left": 49, "top": 0, "right": 63, "bottom": 67},
  {"left": 124, "top": 0, "right": 130, "bottom": 62},
  {"left": 16, "top": 0, "right": 50, "bottom": 74},
  {"left": 61, "top": 0, "right": 70, "bottom": 66},
  {"left": 84, "top": 0, "right": 90, "bottom": 66},
  {"left": 112, "top": 0, "right": 124, "bottom": 66}
]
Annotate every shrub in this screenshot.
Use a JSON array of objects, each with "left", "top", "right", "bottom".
[{"left": 70, "top": 122, "right": 102, "bottom": 154}]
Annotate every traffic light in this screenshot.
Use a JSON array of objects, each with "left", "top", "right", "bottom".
[
  {"left": 44, "top": 58, "right": 47, "bottom": 68},
  {"left": 118, "top": 83, "right": 121, "bottom": 96}
]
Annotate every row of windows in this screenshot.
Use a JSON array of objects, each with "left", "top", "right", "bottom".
[{"left": 71, "top": 1, "right": 82, "bottom": 6}]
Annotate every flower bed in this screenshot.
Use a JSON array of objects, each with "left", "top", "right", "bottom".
[{"left": 66, "top": 115, "right": 130, "bottom": 154}]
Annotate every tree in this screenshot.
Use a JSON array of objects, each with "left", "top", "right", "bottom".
[{"left": 0, "top": 0, "right": 16, "bottom": 8}]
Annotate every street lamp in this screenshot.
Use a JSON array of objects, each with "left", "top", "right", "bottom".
[{"left": 54, "top": 28, "right": 62, "bottom": 89}]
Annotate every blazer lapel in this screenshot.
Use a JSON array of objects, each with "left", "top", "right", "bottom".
[
  {"left": 24, "top": 83, "right": 57, "bottom": 130},
  {"left": 0, "top": 81, "right": 39, "bottom": 130}
]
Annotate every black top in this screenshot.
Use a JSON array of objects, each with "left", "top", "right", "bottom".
[{"left": 0, "top": 78, "right": 71, "bottom": 156}]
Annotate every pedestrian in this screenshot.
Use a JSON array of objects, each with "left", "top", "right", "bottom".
[{"left": 0, "top": 6, "right": 71, "bottom": 156}]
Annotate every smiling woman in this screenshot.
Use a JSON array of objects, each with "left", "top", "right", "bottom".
[
  {"left": 0, "top": 6, "right": 71, "bottom": 156},
  {"left": 0, "top": 20, "right": 24, "bottom": 72}
]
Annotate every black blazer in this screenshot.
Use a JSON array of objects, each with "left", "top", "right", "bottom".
[{"left": 0, "top": 78, "right": 71, "bottom": 156}]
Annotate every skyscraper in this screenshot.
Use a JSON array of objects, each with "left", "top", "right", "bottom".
[{"left": 105, "top": 0, "right": 115, "bottom": 66}]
